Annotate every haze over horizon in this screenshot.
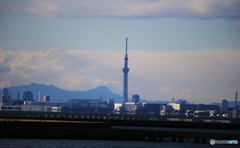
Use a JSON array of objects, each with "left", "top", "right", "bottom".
[{"left": 0, "top": 0, "right": 240, "bottom": 104}]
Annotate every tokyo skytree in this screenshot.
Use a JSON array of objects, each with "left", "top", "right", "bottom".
[{"left": 122, "top": 38, "right": 129, "bottom": 105}]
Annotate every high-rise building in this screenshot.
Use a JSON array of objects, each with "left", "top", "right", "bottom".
[
  {"left": 107, "top": 98, "right": 114, "bottom": 104},
  {"left": 222, "top": 100, "right": 228, "bottom": 110},
  {"left": 107, "top": 98, "right": 114, "bottom": 110},
  {"left": 1, "top": 95, "right": 7, "bottom": 103},
  {"left": 23, "top": 91, "right": 33, "bottom": 101},
  {"left": 132, "top": 94, "right": 139, "bottom": 103},
  {"left": 44, "top": 95, "right": 50, "bottom": 102},
  {"left": 3, "top": 87, "right": 8, "bottom": 99},
  {"left": 122, "top": 38, "right": 129, "bottom": 105}
]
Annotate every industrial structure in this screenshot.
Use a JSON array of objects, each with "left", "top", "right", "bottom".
[{"left": 39, "top": 91, "right": 41, "bottom": 102}]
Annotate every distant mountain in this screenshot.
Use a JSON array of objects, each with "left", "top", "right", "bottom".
[
  {"left": 0, "top": 83, "right": 122, "bottom": 103},
  {"left": 174, "top": 99, "right": 191, "bottom": 104},
  {"left": 210, "top": 101, "right": 240, "bottom": 108},
  {"left": 140, "top": 99, "right": 169, "bottom": 104},
  {"left": 136, "top": 98, "right": 191, "bottom": 105}
]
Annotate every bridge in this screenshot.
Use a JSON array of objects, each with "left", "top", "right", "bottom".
[{"left": 0, "top": 111, "right": 240, "bottom": 144}]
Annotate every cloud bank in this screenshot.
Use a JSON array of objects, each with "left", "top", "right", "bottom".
[
  {"left": 1, "top": 0, "right": 240, "bottom": 19},
  {"left": 0, "top": 48, "right": 240, "bottom": 103}
]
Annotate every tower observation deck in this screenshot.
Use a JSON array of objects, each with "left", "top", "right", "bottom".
[{"left": 122, "top": 38, "right": 129, "bottom": 105}]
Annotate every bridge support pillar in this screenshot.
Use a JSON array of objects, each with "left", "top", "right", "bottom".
[
  {"left": 178, "top": 138, "right": 183, "bottom": 143},
  {"left": 151, "top": 137, "right": 157, "bottom": 141},
  {"left": 201, "top": 139, "right": 206, "bottom": 143},
  {"left": 195, "top": 139, "right": 200, "bottom": 143},
  {"left": 172, "top": 137, "right": 176, "bottom": 142},
  {"left": 157, "top": 137, "right": 163, "bottom": 142}
]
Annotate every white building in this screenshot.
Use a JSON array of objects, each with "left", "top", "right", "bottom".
[
  {"left": 114, "top": 103, "right": 122, "bottom": 113},
  {"left": 21, "top": 101, "right": 69, "bottom": 112},
  {"left": 44, "top": 95, "right": 50, "bottom": 102}
]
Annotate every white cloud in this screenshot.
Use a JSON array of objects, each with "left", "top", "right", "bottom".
[
  {"left": 155, "top": 86, "right": 172, "bottom": 93},
  {"left": 0, "top": 48, "right": 122, "bottom": 92},
  {"left": 0, "top": 48, "right": 240, "bottom": 104},
  {"left": 184, "top": 88, "right": 192, "bottom": 94},
  {"left": 1, "top": 0, "right": 240, "bottom": 19}
]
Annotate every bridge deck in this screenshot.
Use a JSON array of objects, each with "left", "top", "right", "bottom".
[{"left": 0, "top": 117, "right": 239, "bottom": 144}]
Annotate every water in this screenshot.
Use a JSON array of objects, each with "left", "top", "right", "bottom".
[
  {"left": 0, "top": 139, "right": 238, "bottom": 148},
  {"left": 111, "top": 126, "right": 240, "bottom": 134}
]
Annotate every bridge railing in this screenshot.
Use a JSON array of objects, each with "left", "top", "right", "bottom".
[{"left": 0, "top": 110, "right": 239, "bottom": 123}]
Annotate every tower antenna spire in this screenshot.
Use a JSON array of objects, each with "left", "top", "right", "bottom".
[{"left": 126, "top": 38, "right": 128, "bottom": 54}]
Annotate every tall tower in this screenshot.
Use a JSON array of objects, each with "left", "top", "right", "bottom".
[
  {"left": 39, "top": 91, "right": 41, "bottom": 102},
  {"left": 236, "top": 91, "right": 238, "bottom": 108},
  {"left": 122, "top": 38, "right": 129, "bottom": 105}
]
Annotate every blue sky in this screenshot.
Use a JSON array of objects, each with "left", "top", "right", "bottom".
[
  {"left": 1, "top": 15, "right": 240, "bottom": 51},
  {"left": 0, "top": 0, "right": 240, "bottom": 104}
]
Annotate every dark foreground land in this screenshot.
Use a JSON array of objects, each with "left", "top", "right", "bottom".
[{"left": 0, "top": 111, "right": 240, "bottom": 144}]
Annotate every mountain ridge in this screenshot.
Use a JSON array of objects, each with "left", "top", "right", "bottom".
[{"left": 0, "top": 83, "right": 122, "bottom": 102}]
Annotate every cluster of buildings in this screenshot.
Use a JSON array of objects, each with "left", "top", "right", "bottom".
[
  {"left": 0, "top": 87, "right": 114, "bottom": 113},
  {"left": 114, "top": 95, "right": 240, "bottom": 118},
  {"left": 1, "top": 86, "right": 239, "bottom": 118}
]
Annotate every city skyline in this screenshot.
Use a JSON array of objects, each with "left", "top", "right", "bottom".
[{"left": 0, "top": 0, "right": 240, "bottom": 104}]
